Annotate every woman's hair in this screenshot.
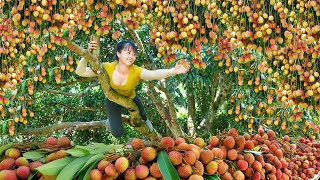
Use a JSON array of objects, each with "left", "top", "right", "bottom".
[{"left": 114, "top": 40, "right": 138, "bottom": 60}]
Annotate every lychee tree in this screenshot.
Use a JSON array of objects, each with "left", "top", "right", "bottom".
[{"left": 0, "top": 0, "right": 320, "bottom": 143}]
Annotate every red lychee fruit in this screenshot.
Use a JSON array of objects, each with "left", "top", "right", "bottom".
[
  {"left": 141, "top": 147, "right": 157, "bottom": 162},
  {"left": 115, "top": 157, "right": 129, "bottom": 173},
  {"left": 243, "top": 133, "right": 251, "bottom": 140},
  {"left": 124, "top": 168, "right": 136, "bottom": 180},
  {"left": 183, "top": 150, "right": 197, "bottom": 165},
  {"left": 200, "top": 149, "right": 213, "bottom": 164},
  {"left": 189, "top": 144, "right": 201, "bottom": 159},
  {"left": 205, "top": 161, "right": 218, "bottom": 175},
  {"left": 46, "top": 137, "right": 58, "bottom": 145},
  {"left": 193, "top": 160, "right": 204, "bottom": 175},
  {"left": 209, "top": 136, "right": 220, "bottom": 147},
  {"left": 89, "top": 169, "right": 102, "bottom": 180},
  {"left": 104, "top": 163, "right": 118, "bottom": 177},
  {"left": 244, "top": 153, "right": 255, "bottom": 164},
  {"left": 227, "top": 149, "right": 238, "bottom": 161},
  {"left": 221, "top": 172, "right": 232, "bottom": 180},
  {"left": 29, "top": 161, "right": 43, "bottom": 171},
  {"left": 168, "top": 150, "right": 183, "bottom": 166},
  {"left": 135, "top": 165, "right": 149, "bottom": 179},
  {"left": 235, "top": 136, "right": 245, "bottom": 149},
  {"left": 160, "top": 137, "right": 175, "bottom": 150},
  {"left": 220, "top": 146, "right": 228, "bottom": 159},
  {"left": 55, "top": 150, "right": 68, "bottom": 159},
  {"left": 228, "top": 128, "right": 238, "bottom": 137},
  {"left": 0, "top": 170, "right": 18, "bottom": 180},
  {"left": 267, "top": 129, "right": 276, "bottom": 139},
  {"left": 252, "top": 171, "right": 262, "bottom": 179},
  {"left": 149, "top": 162, "right": 162, "bottom": 178},
  {"left": 16, "top": 165, "right": 31, "bottom": 179},
  {"left": 251, "top": 160, "right": 262, "bottom": 172},
  {"left": 5, "top": 148, "right": 21, "bottom": 159},
  {"left": 244, "top": 140, "right": 254, "bottom": 150},
  {"left": 194, "top": 137, "right": 205, "bottom": 148},
  {"left": 244, "top": 167, "right": 254, "bottom": 177},
  {"left": 264, "top": 162, "right": 273, "bottom": 171},
  {"left": 223, "top": 136, "right": 235, "bottom": 149},
  {"left": 0, "top": 158, "right": 15, "bottom": 170},
  {"left": 258, "top": 127, "right": 265, "bottom": 135},
  {"left": 233, "top": 170, "right": 245, "bottom": 180},
  {"left": 189, "top": 174, "right": 204, "bottom": 180},
  {"left": 274, "top": 149, "right": 283, "bottom": 159},
  {"left": 211, "top": 147, "right": 224, "bottom": 158},
  {"left": 15, "top": 157, "right": 29, "bottom": 167},
  {"left": 139, "top": 156, "right": 147, "bottom": 165},
  {"left": 176, "top": 142, "right": 191, "bottom": 151},
  {"left": 131, "top": 138, "right": 145, "bottom": 150},
  {"left": 175, "top": 137, "right": 186, "bottom": 145},
  {"left": 217, "top": 160, "right": 228, "bottom": 175},
  {"left": 57, "top": 137, "right": 71, "bottom": 147},
  {"left": 236, "top": 159, "right": 248, "bottom": 171},
  {"left": 177, "top": 164, "right": 192, "bottom": 178},
  {"left": 282, "top": 135, "right": 290, "bottom": 142},
  {"left": 97, "top": 159, "right": 109, "bottom": 171}
]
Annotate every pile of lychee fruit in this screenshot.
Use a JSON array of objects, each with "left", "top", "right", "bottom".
[
  {"left": 1, "top": 130, "right": 320, "bottom": 180},
  {"left": 0, "top": 136, "right": 71, "bottom": 180},
  {"left": 88, "top": 127, "right": 320, "bottom": 180}
]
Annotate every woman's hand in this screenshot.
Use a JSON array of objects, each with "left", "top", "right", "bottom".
[
  {"left": 173, "top": 59, "right": 191, "bottom": 75},
  {"left": 88, "top": 41, "right": 98, "bottom": 51}
]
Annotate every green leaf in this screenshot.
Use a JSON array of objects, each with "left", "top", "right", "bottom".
[
  {"left": 23, "top": 151, "right": 45, "bottom": 161},
  {"left": 66, "top": 147, "right": 90, "bottom": 157},
  {"left": 0, "top": 143, "right": 15, "bottom": 156},
  {"left": 1, "top": 121, "right": 6, "bottom": 134},
  {"left": 90, "top": 144, "right": 123, "bottom": 154},
  {"left": 203, "top": 174, "right": 220, "bottom": 180},
  {"left": 75, "top": 143, "right": 123, "bottom": 155},
  {"left": 21, "top": 79, "right": 26, "bottom": 93},
  {"left": 35, "top": 157, "right": 74, "bottom": 176},
  {"left": 82, "top": 160, "right": 100, "bottom": 180},
  {"left": 74, "top": 153, "right": 104, "bottom": 177},
  {"left": 157, "top": 151, "right": 180, "bottom": 180},
  {"left": 56, "top": 154, "right": 94, "bottom": 180},
  {"left": 49, "top": 69, "right": 53, "bottom": 81}
]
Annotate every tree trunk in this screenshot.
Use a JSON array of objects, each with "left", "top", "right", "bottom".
[
  {"left": 198, "top": 72, "right": 229, "bottom": 132},
  {"left": 186, "top": 89, "right": 196, "bottom": 136}
]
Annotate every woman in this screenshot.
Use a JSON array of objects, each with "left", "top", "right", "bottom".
[{"left": 76, "top": 40, "right": 190, "bottom": 138}]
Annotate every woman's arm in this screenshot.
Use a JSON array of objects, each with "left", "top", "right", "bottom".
[
  {"left": 75, "top": 57, "right": 97, "bottom": 77},
  {"left": 140, "top": 60, "right": 190, "bottom": 81},
  {"left": 140, "top": 68, "right": 175, "bottom": 81}
]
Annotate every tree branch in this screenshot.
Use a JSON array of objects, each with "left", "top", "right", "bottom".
[
  {"left": 41, "top": 82, "right": 99, "bottom": 97},
  {"left": 47, "top": 78, "right": 98, "bottom": 87},
  {"left": 19, "top": 117, "right": 129, "bottom": 135}
]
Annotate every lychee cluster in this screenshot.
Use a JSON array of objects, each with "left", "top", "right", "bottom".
[
  {"left": 93, "top": 130, "right": 320, "bottom": 180},
  {"left": 0, "top": 148, "right": 42, "bottom": 180},
  {"left": 45, "top": 136, "right": 72, "bottom": 147},
  {"left": 0, "top": 136, "right": 72, "bottom": 180},
  {"left": 1, "top": 132, "right": 320, "bottom": 179}
]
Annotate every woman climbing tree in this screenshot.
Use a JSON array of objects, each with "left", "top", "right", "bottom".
[{"left": 76, "top": 40, "right": 190, "bottom": 138}]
